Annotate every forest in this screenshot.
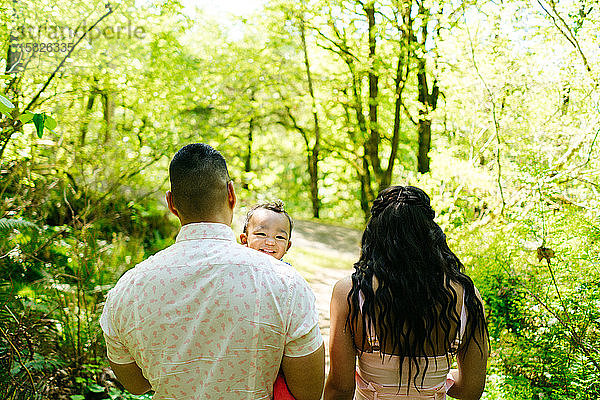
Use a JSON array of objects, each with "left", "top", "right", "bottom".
[{"left": 1, "top": 0, "right": 599, "bottom": 398}]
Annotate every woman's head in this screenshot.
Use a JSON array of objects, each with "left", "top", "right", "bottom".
[{"left": 360, "top": 185, "right": 459, "bottom": 282}]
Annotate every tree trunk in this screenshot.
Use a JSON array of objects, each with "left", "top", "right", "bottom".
[
  {"left": 300, "top": 17, "right": 320, "bottom": 218},
  {"left": 416, "top": 64, "right": 439, "bottom": 174},
  {"left": 347, "top": 61, "right": 376, "bottom": 221},
  {"left": 417, "top": 117, "right": 431, "bottom": 173},
  {"left": 101, "top": 92, "right": 113, "bottom": 144},
  {"left": 6, "top": 35, "right": 21, "bottom": 75},
  {"left": 80, "top": 93, "right": 95, "bottom": 145},
  {"left": 365, "top": 4, "right": 381, "bottom": 179},
  {"left": 381, "top": 45, "right": 408, "bottom": 188},
  {"left": 5, "top": 0, "right": 21, "bottom": 75},
  {"left": 360, "top": 152, "right": 372, "bottom": 222},
  {"left": 243, "top": 116, "right": 253, "bottom": 190},
  {"left": 415, "top": 6, "right": 438, "bottom": 174}
]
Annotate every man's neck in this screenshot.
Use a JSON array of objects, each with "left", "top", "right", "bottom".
[{"left": 179, "top": 213, "right": 233, "bottom": 227}]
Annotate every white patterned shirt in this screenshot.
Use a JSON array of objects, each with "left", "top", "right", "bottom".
[{"left": 100, "top": 222, "right": 322, "bottom": 400}]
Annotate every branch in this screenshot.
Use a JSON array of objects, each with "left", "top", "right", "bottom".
[
  {"left": 315, "top": 30, "right": 359, "bottom": 62},
  {"left": 25, "top": 3, "right": 115, "bottom": 111},
  {"left": 0, "top": 313, "right": 36, "bottom": 394},
  {"left": 517, "top": 277, "right": 600, "bottom": 371},
  {"left": 465, "top": 20, "right": 506, "bottom": 214},
  {"left": 578, "top": 126, "right": 600, "bottom": 168},
  {"left": 285, "top": 106, "right": 310, "bottom": 147},
  {"left": 536, "top": 0, "right": 595, "bottom": 81},
  {"left": 321, "top": 142, "right": 362, "bottom": 172},
  {"left": 402, "top": 103, "right": 418, "bottom": 125}
]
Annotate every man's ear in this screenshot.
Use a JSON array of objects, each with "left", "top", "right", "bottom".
[
  {"left": 227, "top": 181, "right": 236, "bottom": 210},
  {"left": 166, "top": 191, "right": 180, "bottom": 218},
  {"left": 286, "top": 240, "right": 292, "bottom": 251},
  {"left": 240, "top": 233, "right": 248, "bottom": 245}
]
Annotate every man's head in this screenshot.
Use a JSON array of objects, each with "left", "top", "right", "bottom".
[
  {"left": 240, "top": 201, "right": 293, "bottom": 260},
  {"left": 166, "top": 143, "right": 236, "bottom": 225}
]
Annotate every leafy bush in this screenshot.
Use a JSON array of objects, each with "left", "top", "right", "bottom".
[
  {"left": 0, "top": 161, "right": 177, "bottom": 398},
  {"left": 456, "top": 207, "right": 600, "bottom": 399}
]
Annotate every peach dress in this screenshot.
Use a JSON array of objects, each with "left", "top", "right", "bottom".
[{"left": 355, "top": 293, "right": 466, "bottom": 399}]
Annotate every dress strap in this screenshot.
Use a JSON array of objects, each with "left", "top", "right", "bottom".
[{"left": 458, "top": 293, "right": 467, "bottom": 341}]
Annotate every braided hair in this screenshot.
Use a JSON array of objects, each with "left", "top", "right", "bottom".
[{"left": 347, "top": 185, "right": 487, "bottom": 390}]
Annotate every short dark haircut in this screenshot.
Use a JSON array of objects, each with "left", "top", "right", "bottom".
[
  {"left": 243, "top": 200, "right": 293, "bottom": 238},
  {"left": 169, "top": 143, "right": 230, "bottom": 220}
]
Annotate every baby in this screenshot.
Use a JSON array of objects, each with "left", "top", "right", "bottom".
[
  {"left": 240, "top": 200, "right": 296, "bottom": 399},
  {"left": 240, "top": 200, "right": 292, "bottom": 261}
]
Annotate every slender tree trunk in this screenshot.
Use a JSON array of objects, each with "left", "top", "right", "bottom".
[
  {"left": 6, "top": 0, "right": 21, "bottom": 75},
  {"left": 415, "top": 7, "right": 438, "bottom": 174},
  {"left": 300, "top": 17, "right": 320, "bottom": 218},
  {"left": 348, "top": 60, "right": 376, "bottom": 221},
  {"left": 417, "top": 115, "right": 431, "bottom": 173},
  {"left": 360, "top": 152, "right": 372, "bottom": 221},
  {"left": 6, "top": 37, "right": 21, "bottom": 75},
  {"left": 101, "top": 92, "right": 113, "bottom": 144},
  {"left": 381, "top": 46, "right": 408, "bottom": 189},
  {"left": 243, "top": 116, "right": 254, "bottom": 190},
  {"left": 365, "top": 4, "right": 381, "bottom": 180},
  {"left": 416, "top": 66, "right": 439, "bottom": 174},
  {"left": 80, "top": 93, "right": 95, "bottom": 145}
]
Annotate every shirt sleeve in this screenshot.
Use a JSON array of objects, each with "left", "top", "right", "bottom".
[
  {"left": 100, "top": 290, "right": 136, "bottom": 365},
  {"left": 284, "top": 277, "right": 323, "bottom": 357}
]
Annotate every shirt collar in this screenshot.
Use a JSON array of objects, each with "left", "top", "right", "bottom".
[{"left": 175, "top": 222, "right": 235, "bottom": 243}]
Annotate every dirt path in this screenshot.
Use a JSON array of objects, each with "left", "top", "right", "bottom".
[{"left": 288, "top": 220, "right": 362, "bottom": 372}]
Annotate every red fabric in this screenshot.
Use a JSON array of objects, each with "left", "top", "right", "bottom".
[{"left": 273, "top": 371, "right": 296, "bottom": 400}]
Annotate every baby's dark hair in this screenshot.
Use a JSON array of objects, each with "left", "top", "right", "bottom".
[{"left": 243, "top": 200, "right": 293, "bottom": 237}]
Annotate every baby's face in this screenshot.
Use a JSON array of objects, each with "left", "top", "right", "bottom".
[{"left": 240, "top": 209, "right": 291, "bottom": 260}]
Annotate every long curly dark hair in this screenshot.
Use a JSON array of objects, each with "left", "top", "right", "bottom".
[{"left": 347, "top": 185, "right": 487, "bottom": 389}]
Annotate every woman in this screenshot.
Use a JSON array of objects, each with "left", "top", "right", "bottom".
[{"left": 325, "top": 186, "right": 489, "bottom": 400}]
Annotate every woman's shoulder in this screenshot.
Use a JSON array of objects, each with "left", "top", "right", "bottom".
[
  {"left": 331, "top": 275, "right": 353, "bottom": 309},
  {"left": 333, "top": 275, "right": 353, "bottom": 296},
  {"left": 450, "top": 279, "right": 484, "bottom": 305}
]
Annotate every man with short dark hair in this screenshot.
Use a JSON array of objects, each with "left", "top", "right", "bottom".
[{"left": 100, "top": 143, "right": 325, "bottom": 399}]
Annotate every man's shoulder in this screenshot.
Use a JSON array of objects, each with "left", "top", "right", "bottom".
[
  {"left": 111, "top": 241, "right": 308, "bottom": 295},
  {"left": 236, "top": 246, "right": 303, "bottom": 279}
]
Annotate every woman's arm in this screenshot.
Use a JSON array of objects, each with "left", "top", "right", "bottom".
[
  {"left": 447, "top": 288, "right": 489, "bottom": 400},
  {"left": 324, "top": 276, "right": 357, "bottom": 400}
]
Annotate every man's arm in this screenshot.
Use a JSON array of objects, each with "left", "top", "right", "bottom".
[
  {"left": 281, "top": 343, "right": 325, "bottom": 400},
  {"left": 280, "top": 273, "right": 326, "bottom": 400},
  {"left": 109, "top": 360, "right": 152, "bottom": 395}
]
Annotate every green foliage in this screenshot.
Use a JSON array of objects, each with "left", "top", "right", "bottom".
[
  {"left": 457, "top": 208, "right": 600, "bottom": 399},
  {"left": 0, "top": 218, "right": 39, "bottom": 233},
  {"left": 0, "top": 92, "right": 14, "bottom": 113},
  {"left": 0, "top": 92, "right": 56, "bottom": 139}
]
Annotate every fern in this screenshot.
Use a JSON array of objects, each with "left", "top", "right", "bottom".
[{"left": 0, "top": 218, "right": 39, "bottom": 233}]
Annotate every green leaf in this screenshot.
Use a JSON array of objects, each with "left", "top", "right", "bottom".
[
  {"left": 0, "top": 218, "right": 39, "bottom": 233},
  {"left": 44, "top": 115, "right": 57, "bottom": 130},
  {"left": 70, "top": 396, "right": 85, "bottom": 400},
  {"left": 0, "top": 93, "right": 15, "bottom": 114},
  {"left": 32, "top": 113, "right": 46, "bottom": 138},
  {"left": 87, "top": 383, "right": 105, "bottom": 393},
  {"left": 17, "top": 111, "right": 34, "bottom": 124},
  {"left": 0, "top": 74, "right": 12, "bottom": 80}
]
